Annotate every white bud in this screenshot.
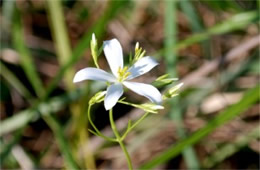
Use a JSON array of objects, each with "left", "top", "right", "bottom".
[
  {"left": 92, "top": 33, "right": 97, "bottom": 44},
  {"left": 135, "top": 42, "right": 139, "bottom": 51}
]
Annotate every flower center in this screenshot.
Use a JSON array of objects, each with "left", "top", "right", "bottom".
[{"left": 117, "top": 66, "right": 131, "bottom": 82}]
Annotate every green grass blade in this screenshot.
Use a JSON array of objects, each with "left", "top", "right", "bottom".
[
  {"left": 0, "top": 129, "right": 23, "bottom": 163},
  {"left": 179, "top": 0, "right": 203, "bottom": 32},
  {"left": 179, "top": 0, "right": 211, "bottom": 59},
  {"left": 42, "top": 115, "right": 79, "bottom": 169},
  {"left": 2, "top": 0, "right": 15, "bottom": 31},
  {"left": 0, "top": 88, "right": 84, "bottom": 136},
  {"left": 46, "top": 0, "right": 75, "bottom": 89},
  {"left": 164, "top": 1, "right": 200, "bottom": 169},
  {"left": 140, "top": 85, "right": 259, "bottom": 169},
  {"left": 0, "top": 90, "right": 82, "bottom": 169},
  {"left": 155, "top": 11, "right": 258, "bottom": 58},
  {"left": 176, "top": 11, "right": 257, "bottom": 50},
  {"left": 0, "top": 61, "right": 32, "bottom": 99},
  {"left": 12, "top": 6, "right": 45, "bottom": 97},
  {"left": 0, "top": 111, "right": 35, "bottom": 137},
  {"left": 202, "top": 126, "right": 260, "bottom": 168},
  {"left": 164, "top": 0, "right": 177, "bottom": 77}
]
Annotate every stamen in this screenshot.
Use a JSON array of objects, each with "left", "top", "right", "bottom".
[{"left": 117, "top": 66, "right": 131, "bottom": 82}]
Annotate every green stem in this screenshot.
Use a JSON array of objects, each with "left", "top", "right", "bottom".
[
  {"left": 121, "top": 112, "right": 150, "bottom": 141},
  {"left": 109, "top": 109, "right": 133, "bottom": 170},
  {"left": 87, "top": 104, "right": 117, "bottom": 142}
]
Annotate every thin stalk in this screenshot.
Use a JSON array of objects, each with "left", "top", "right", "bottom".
[
  {"left": 109, "top": 109, "right": 133, "bottom": 170},
  {"left": 87, "top": 104, "right": 117, "bottom": 142},
  {"left": 121, "top": 112, "right": 150, "bottom": 141}
]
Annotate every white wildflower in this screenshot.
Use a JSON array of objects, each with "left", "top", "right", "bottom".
[{"left": 73, "top": 38, "right": 162, "bottom": 110}]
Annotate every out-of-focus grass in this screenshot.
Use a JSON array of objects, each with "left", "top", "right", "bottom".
[
  {"left": 0, "top": 61, "right": 32, "bottom": 99},
  {"left": 202, "top": 126, "right": 260, "bottom": 168},
  {"left": 46, "top": 0, "right": 75, "bottom": 89},
  {"left": 179, "top": 0, "right": 211, "bottom": 58},
  {"left": 0, "top": 129, "right": 23, "bottom": 164},
  {"left": 0, "top": 88, "right": 84, "bottom": 136},
  {"left": 164, "top": 0, "right": 199, "bottom": 169},
  {"left": 12, "top": 6, "right": 45, "bottom": 98},
  {"left": 141, "top": 85, "right": 259, "bottom": 169},
  {"left": 46, "top": 1, "right": 95, "bottom": 168},
  {"left": 9, "top": 2, "right": 78, "bottom": 169},
  {"left": 155, "top": 11, "right": 258, "bottom": 58}
]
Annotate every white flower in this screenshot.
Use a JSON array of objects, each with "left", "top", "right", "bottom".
[{"left": 73, "top": 39, "right": 162, "bottom": 110}]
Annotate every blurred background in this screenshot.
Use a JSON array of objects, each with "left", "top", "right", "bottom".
[{"left": 0, "top": 0, "right": 259, "bottom": 169}]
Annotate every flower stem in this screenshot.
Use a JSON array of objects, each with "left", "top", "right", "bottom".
[
  {"left": 121, "top": 112, "right": 150, "bottom": 141},
  {"left": 87, "top": 104, "right": 117, "bottom": 142},
  {"left": 109, "top": 109, "right": 133, "bottom": 170}
]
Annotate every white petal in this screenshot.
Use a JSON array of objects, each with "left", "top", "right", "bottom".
[
  {"left": 104, "top": 83, "right": 124, "bottom": 110},
  {"left": 123, "top": 81, "right": 162, "bottom": 104},
  {"left": 103, "top": 39, "right": 124, "bottom": 77},
  {"left": 127, "top": 56, "right": 158, "bottom": 80},
  {"left": 73, "top": 67, "right": 116, "bottom": 83}
]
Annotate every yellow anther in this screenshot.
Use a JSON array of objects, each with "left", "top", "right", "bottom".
[
  {"left": 124, "top": 72, "right": 131, "bottom": 78},
  {"left": 122, "top": 66, "right": 128, "bottom": 73},
  {"left": 117, "top": 66, "right": 131, "bottom": 82}
]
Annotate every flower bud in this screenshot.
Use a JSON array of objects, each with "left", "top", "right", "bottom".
[
  {"left": 89, "top": 91, "right": 106, "bottom": 105},
  {"left": 135, "top": 42, "right": 139, "bottom": 52},
  {"left": 91, "top": 33, "right": 99, "bottom": 68},
  {"left": 163, "top": 83, "right": 184, "bottom": 100},
  {"left": 153, "top": 74, "right": 178, "bottom": 87},
  {"left": 137, "top": 103, "right": 164, "bottom": 114}
]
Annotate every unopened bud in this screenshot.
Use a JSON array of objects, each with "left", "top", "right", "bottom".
[
  {"left": 163, "top": 83, "right": 184, "bottom": 99},
  {"left": 135, "top": 42, "right": 139, "bottom": 52},
  {"left": 91, "top": 33, "right": 99, "bottom": 68},
  {"left": 139, "top": 103, "right": 164, "bottom": 114},
  {"left": 89, "top": 91, "right": 106, "bottom": 104},
  {"left": 153, "top": 74, "right": 178, "bottom": 87}
]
